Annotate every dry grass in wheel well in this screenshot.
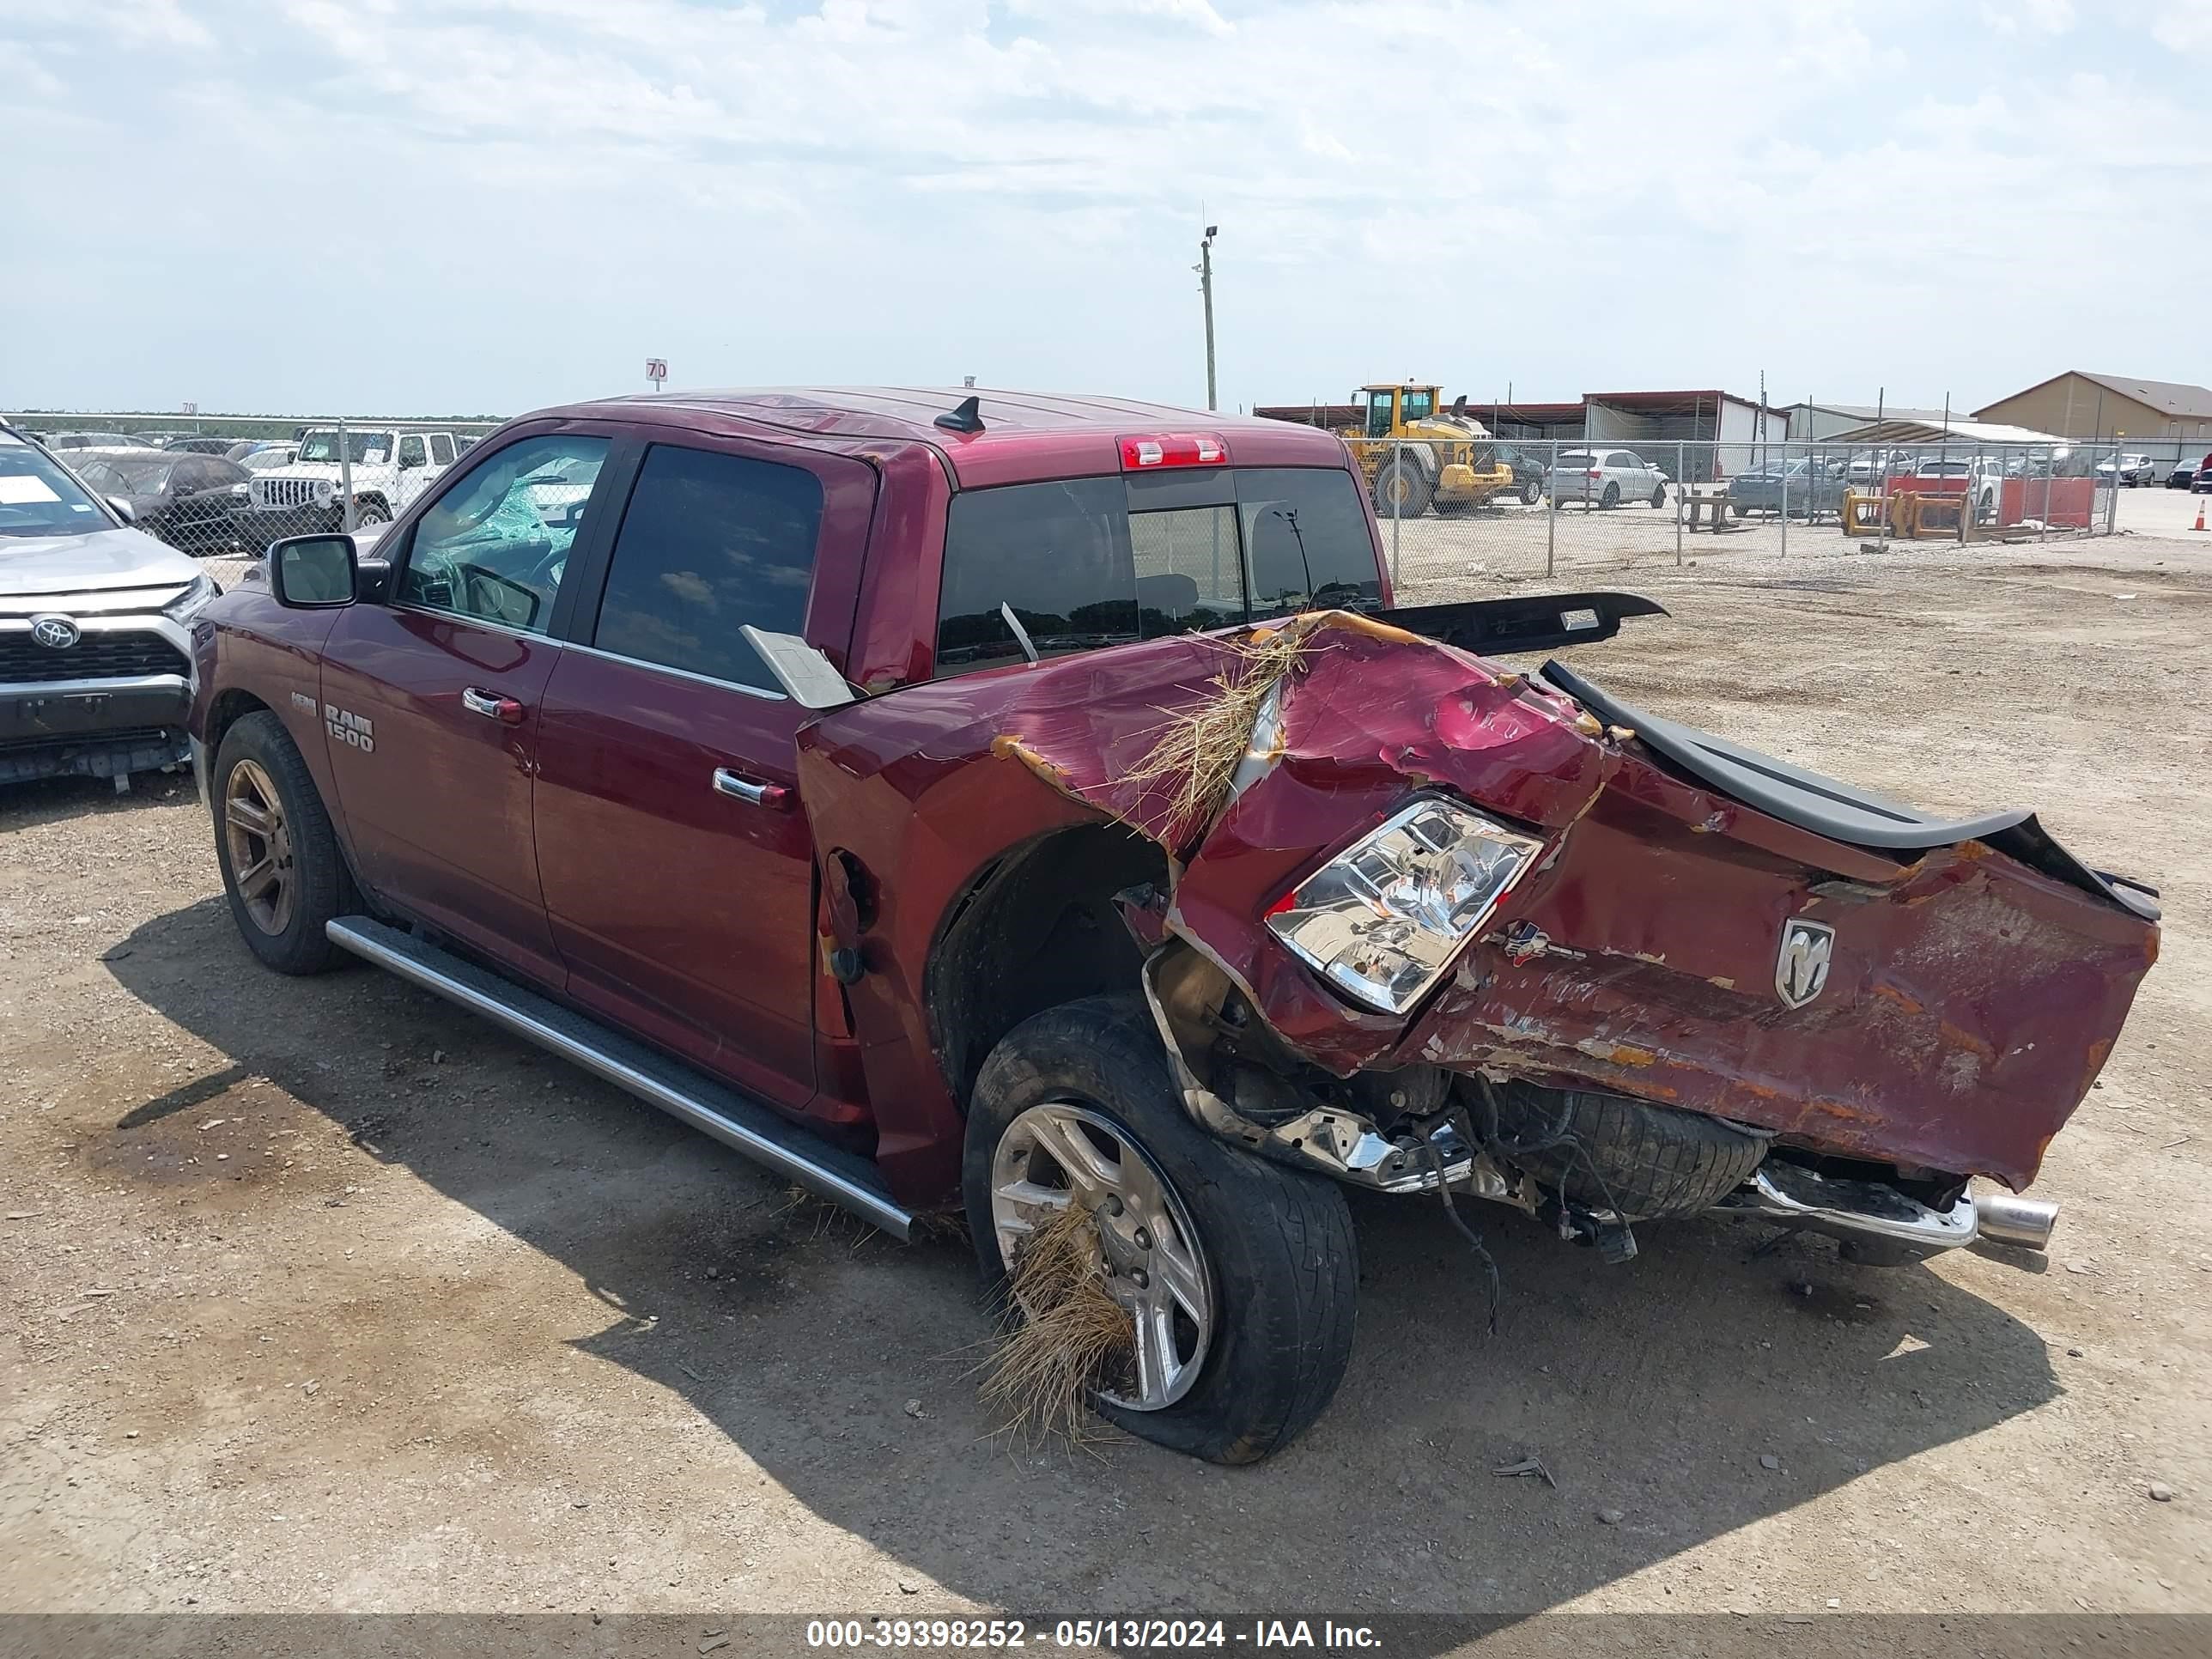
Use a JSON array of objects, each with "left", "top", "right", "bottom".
[
  {"left": 978, "top": 1201, "right": 1133, "bottom": 1449},
  {"left": 1120, "top": 623, "right": 1314, "bottom": 844}
]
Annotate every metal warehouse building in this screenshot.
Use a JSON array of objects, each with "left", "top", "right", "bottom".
[{"left": 1974, "top": 372, "right": 2212, "bottom": 468}]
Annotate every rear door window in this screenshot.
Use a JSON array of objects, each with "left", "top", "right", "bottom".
[
  {"left": 429, "top": 433, "right": 455, "bottom": 465},
  {"left": 590, "top": 444, "right": 823, "bottom": 694},
  {"left": 934, "top": 467, "right": 1380, "bottom": 676}
]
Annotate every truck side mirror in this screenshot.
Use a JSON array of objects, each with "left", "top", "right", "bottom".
[{"left": 268, "top": 533, "right": 359, "bottom": 608}]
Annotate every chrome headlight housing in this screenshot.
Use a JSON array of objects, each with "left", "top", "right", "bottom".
[
  {"left": 164, "top": 573, "right": 220, "bottom": 621},
  {"left": 1263, "top": 798, "right": 1544, "bottom": 1014}
]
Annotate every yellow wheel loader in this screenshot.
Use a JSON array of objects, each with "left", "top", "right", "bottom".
[{"left": 1341, "top": 384, "right": 1526, "bottom": 518}]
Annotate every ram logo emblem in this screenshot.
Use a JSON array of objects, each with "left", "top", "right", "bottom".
[{"left": 1775, "top": 920, "right": 1835, "bottom": 1009}]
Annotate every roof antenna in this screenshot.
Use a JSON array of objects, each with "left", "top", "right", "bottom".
[{"left": 934, "top": 394, "right": 984, "bottom": 434}]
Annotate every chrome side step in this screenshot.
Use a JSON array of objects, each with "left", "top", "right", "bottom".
[
  {"left": 1710, "top": 1162, "right": 1978, "bottom": 1255},
  {"left": 325, "top": 917, "right": 915, "bottom": 1239}
]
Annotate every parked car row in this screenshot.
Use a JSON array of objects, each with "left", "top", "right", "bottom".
[
  {"left": 2168, "top": 452, "right": 2212, "bottom": 491},
  {"left": 18, "top": 427, "right": 477, "bottom": 557}
]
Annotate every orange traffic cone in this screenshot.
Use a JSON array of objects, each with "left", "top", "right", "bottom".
[{"left": 2195, "top": 497, "right": 2208, "bottom": 532}]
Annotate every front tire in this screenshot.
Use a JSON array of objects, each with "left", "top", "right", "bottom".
[
  {"left": 1650, "top": 483, "right": 1668, "bottom": 508},
  {"left": 1518, "top": 478, "right": 1541, "bottom": 505},
  {"left": 1372, "top": 453, "right": 1434, "bottom": 519},
  {"left": 963, "top": 994, "right": 1358, "bottom": 1463},
  {"left": 353, "top": 498, "right": 392, "bottom": 527},
  {"left": 211, "top": 712, "right": 356, "bottom": 975}
]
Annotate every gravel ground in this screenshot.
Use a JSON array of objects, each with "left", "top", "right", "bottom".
[{"left": 3, "top": 524, "right": 2208, "bottom": 1620}]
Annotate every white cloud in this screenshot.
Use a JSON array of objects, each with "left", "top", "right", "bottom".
[
  {"left": 0, "top": 0, "right": 212, "bottom": 46},
  {"left": 0, "top": 0, "right": 2205, "bottom": 416},
  {"left": 2151, "top": 0, "right": 2210, "bottom": 48},
  {"left": 1979, "top": 0, "right": 2075, "bottom": 33}
]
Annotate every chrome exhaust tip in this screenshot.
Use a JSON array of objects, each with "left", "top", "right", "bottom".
[{"left": 1973, "top": 1191, "right": 2058, "bottom": 1251}]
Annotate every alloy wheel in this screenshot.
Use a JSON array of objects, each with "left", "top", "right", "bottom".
[
  {"left": 223, "top": 758, "right": 295, "bottom": 936},
  {"left": 988, "top": 1099, "right": 1214, "bottom": 1411}
]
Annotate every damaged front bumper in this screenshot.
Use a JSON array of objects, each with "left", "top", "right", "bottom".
[{"left": 1139, "top": 938, "right": 2057, "bottom": 1262}]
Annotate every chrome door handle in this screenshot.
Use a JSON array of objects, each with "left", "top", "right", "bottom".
[
  {"left": 712, "top": 768, "right": 791, "bottom": 810},
  {"left": 461, "top": 687, "right": 525, "bottom": 725}
]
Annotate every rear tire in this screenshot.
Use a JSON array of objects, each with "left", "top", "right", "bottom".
[
  {"left": 211, "top": 712, "right": 356, "bottom": 975},
  {"left": 964, "top": 994, "right": 1358, "bottom": 1464},
  {"left": 1601, "top": 482, "right": 1621, "bottom": 509},
  {"left": 1518, "top": 478, "right": 1540, "bottom": 505}
]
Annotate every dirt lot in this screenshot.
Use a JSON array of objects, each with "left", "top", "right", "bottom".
[{"left": 3, "top": 524, "right": 2209, "bottom": 1620}]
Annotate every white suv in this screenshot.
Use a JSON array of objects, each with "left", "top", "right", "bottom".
[
  {"left": 1544, "top": 448, "right": 1669, "bottom": 509},
  {"left": 246, "top": 426, "right": 459, "bottom": 538}
]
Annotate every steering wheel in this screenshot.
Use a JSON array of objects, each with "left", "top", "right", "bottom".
[
  {"left": 452, "top": 560, "right": 546, "bottom": 630},
  {"left": 516, "top": 538, "right": 570, "bottom": 596}
]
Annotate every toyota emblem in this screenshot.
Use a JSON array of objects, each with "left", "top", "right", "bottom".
[{"left": 28, "top": 614, "right": 81, "bottom": 650}]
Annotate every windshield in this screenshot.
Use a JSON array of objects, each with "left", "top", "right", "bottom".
[
  {"left": 0, "top": 434, "right": 111, "bottom": 538},
  {"left": 934, "top": 466, "right": 1382, "bottom": 676},
  {"left": 74, "top": 456, "right": 176, "bottom": 495},
  {"left": 295, "top": 429, "right": 395, "bottom": 465}
]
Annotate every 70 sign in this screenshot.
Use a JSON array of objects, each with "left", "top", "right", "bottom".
[{"left": 645, "top": 358, "right": 668, "bottom": 391}]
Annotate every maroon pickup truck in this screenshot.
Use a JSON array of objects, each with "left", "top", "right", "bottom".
[{"left": 188, "top": 387, "right": 2158, "bottom": 1462}]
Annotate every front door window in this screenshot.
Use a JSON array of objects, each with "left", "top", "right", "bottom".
[{"left": 397, "top": 434, "right": 611, "bottom": 635}]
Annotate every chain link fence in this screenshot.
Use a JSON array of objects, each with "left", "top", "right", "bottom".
[
  {"left": 7, "top": 412, "right": 505, "bottom": 586},
  {"left": 1358, "top": 436, "right": 2128, "bottom": 596},
  {"left": 10, "top": 411, "right": 2146, "bottom": 605}
]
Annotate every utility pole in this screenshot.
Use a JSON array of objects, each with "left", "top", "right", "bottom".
[{"left": 1197, "top": 224, "right": 1218, "bottom": 411}]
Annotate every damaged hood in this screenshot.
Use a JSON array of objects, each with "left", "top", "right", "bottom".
[{"left": 799, "top": 611, "right": 2156, "bottom": 1192}]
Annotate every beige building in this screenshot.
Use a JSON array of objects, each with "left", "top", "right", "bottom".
[{"left": 1974, "top": 372, "right": 2212, "bottom": 459}]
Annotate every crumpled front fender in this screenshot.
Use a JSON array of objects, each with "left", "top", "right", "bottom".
[{"left": 1126, "top": 617, "right": 2155, "bottom": 1192}]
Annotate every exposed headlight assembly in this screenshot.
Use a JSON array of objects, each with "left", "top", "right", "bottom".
[
  {"left": 164, "top": 573, "right": 220, "bottom": 621},
  {"left": 1264, "top": 798, "right": 1544, "bottom": 1014}
]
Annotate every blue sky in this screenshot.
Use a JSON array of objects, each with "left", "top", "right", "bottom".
[{"left": 3, "top": 0, "right": 2206, "bottom": 417}]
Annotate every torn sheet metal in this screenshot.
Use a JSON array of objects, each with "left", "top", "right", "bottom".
[
  {"left": 1389, "top": 775, "right": 2157, "bottom": 1192},
  {"left": 800, "top": 608, "right": 2155, "bottom": 1194}
]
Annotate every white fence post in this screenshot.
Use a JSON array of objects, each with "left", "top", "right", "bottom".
[
  {"left": 1545, "top": 440, "right": 1557, "bottom": 580},
  {"left": 1389, "top": 439, "right": 1401, "bottom": 585},
  {"left": 337, "top": 417, "right": 356, "bottom": 534},
  {"left": 1674, "top": 441, "right": 1684, "bottom": 566}
]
